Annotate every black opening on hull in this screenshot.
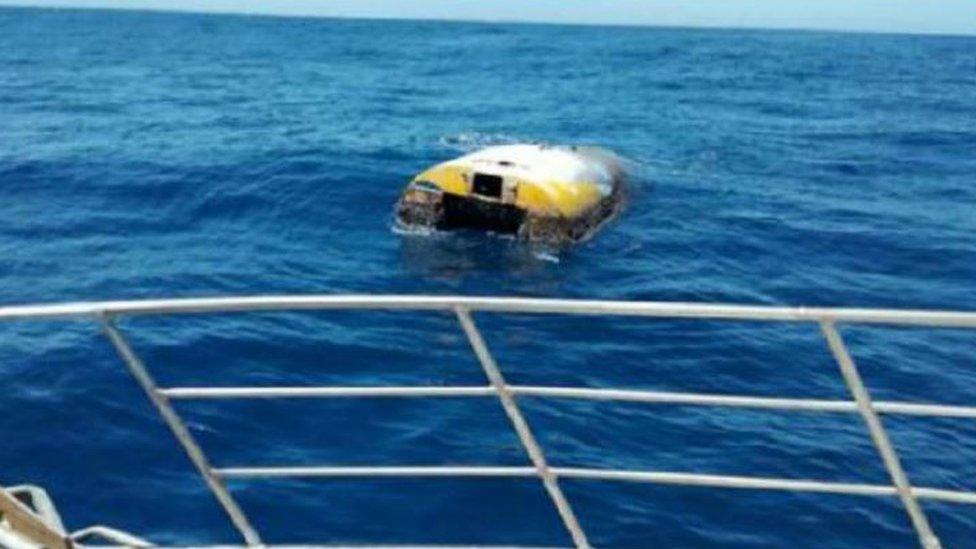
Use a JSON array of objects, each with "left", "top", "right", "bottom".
[
  {"left": 441, "top": 194, "right": 524, "bottom": 234},
  {"left": 472, "top": 173, "right": 504, "bottom": 199}
]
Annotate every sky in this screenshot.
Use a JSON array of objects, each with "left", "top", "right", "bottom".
[{"left": 2, "top": 0, "right": 976, "bottom": 36}]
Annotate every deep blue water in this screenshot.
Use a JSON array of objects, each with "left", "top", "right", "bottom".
[{"left": 2, "top": 7, "right": 976, "bottom": 547}]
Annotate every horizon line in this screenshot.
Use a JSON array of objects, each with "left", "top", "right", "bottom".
[{"left": 2, "top": 3, "right": 976, "bottom": 38}]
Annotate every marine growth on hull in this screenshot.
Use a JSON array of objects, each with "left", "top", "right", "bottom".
[{"left": 396, "top": 144, "right": 624, "bottom": 246}]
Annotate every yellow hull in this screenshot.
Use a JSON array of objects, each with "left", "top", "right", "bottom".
[{"left": 396, "top": 144, "right": 624, "bottom": 245}]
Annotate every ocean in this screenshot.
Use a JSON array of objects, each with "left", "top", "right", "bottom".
[{"left": 1, "top": 7, "right": 975, "bottom": 547}]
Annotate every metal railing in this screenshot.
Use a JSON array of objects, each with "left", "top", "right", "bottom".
[{"left": 2, "top": 295, "right": 976, "bottom": 548}]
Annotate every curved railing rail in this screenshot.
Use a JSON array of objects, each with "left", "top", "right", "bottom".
[{"left": 2, "top": 295, "right": 976, "bottom": 549}]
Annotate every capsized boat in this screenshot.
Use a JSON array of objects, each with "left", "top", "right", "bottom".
[{"left": 396, "top": 144, "right": 624, "bottom": 245}]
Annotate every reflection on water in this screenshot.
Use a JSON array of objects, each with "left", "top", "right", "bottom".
[{"left": 397, "top": 228, "right": 564, "bottom": 290}]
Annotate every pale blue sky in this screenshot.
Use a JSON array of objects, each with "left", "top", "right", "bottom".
[{"left": 3, "top": 0, "right": 975, "bottom": 36}]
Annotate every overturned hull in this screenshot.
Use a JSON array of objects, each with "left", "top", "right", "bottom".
[{"left": 396, "top": 144, "right": 624, "bottom": 246}]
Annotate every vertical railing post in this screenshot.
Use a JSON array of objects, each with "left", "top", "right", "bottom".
[
  {"left": 454, "top": 307, "right": 591, "bottom": 549},
  {"left": 820, "top": 320, "right": 941, "bottom": 549},
  {"left": 98, "top": 315, "right": 263, "bottom": 547}
]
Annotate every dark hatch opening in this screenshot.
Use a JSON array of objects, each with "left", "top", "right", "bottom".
[{"left": 472, "top": 173, "right": 503, "bottom": 199}]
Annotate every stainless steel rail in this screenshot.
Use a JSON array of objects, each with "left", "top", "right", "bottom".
[{"left": 3, "top": 295, "right": 975, "bottom": 549}]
